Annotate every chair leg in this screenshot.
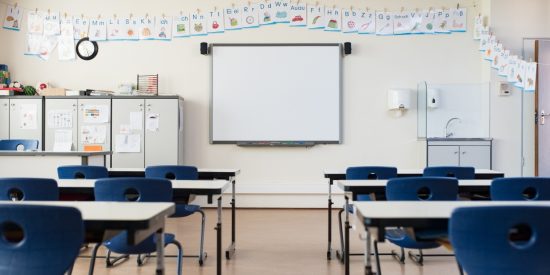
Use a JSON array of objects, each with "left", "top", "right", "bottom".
[
  {"left": 457, "top": 261, "right": 464, "bottom": 275},
  {"left": 373, "top": 241, "right": 382, "bottom": 275},
  {"left": 198, "top": 209, "right": 206, "bottom": 265},
  {"left": 66, "top": 264, "right": 74, "bottom": 275},
  {"left": 408, "top": 249, "right": 424, "bottom": 266},
  {"left": 137, "top": 253, "right": 151, "bottom": 266},
  {"left": 106, "top": 249, "right": 129, "bottom": 268},
  {"left": 172, "top": 240, "right": 183, "bottom": 275},
  {"left": 337, "top": 208, "right": 345, "bottom": 262},
  {"left": 88, "top": 243, "right": 102, "bottom": 275},
  {"left": 390, "top": 247, "right": 406, "bottom": 264}
]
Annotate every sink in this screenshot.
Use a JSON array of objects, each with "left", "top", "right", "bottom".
[{"left": 427, "top": 137, "right": 493, "bottom": 141}]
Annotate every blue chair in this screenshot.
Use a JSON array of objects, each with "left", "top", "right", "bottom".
[
  {"left": 145, "top": 165, "right": 206, "bottom": 265},
  {"left": 491, "top": 178, "right": 550, "bottom": 201},
  {"left": 89, "top": 178, "right": 182, "bottom": 275},
  {"left": 338, "top": 166, "right": 397, "bottom": 261},
  {"left": 58, "top": 165, "right": 109, "bottom": 179},
  {"left": 378, "top": 177, "right": 458, "bottom": 269},
  {"left": 0, "top": 205, "right": 84, "bottom": 275},
  {"left": 0, "top": 178, "right": 58, "bottom": 201},
  {"left": 0, "top": 139, "right": 39, "bottom": 151},
  {"left": 450, "top": 206, "right": 550, "bottom": 275},
  {"left": 423, "top": 166, "right": 475, "bottom": 179}
]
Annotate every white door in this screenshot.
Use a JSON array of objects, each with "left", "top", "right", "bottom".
[
  {"left": 538, "top": 40, "right": 550, "bottom": 176},
  {"left": 145, "top": 98, "right": 179, "bottom": 166},
  {"left": 111, "top": 99, "right": 145, "bottom": 168},
  {"left": 459, "top": 146, "right": 491, "bottom": 169},
  {"left": 44, "top": 98, "right": 78, "bottom": 151},
  {"left": 428, "top": 146, "right": 460, "bottom": 167},
  {"left": 0, "top": 99, "right": 9, "bottom": 139},
  {"left": 9, "top": 98, "right": 43, "bottom": 148}
]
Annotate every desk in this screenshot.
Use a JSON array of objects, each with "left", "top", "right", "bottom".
[
  {"left": 57, "top": 179, "right": 230, "bottom": 275},
  {"left": 0, "top": 201, "right": 174, "bottom": 275},
  {"left": 323, "top": 168, "right": 504, "bottom": 260},
  {"left": 353, "top": 201, "right": 550, "bottom": 275},
  {"left": 108, "top": 167, "right": 240, "bottom": 260},
  {"left": 0, "top": 151, "right": 111, "bottom": 177}
]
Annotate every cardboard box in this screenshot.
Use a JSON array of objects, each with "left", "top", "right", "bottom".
[{"left": 40, "top": 88, "right": 66, "bottom": 96}]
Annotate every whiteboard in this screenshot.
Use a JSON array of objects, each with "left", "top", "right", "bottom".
[{"left": 211, "top": 44, "right": 341, "bottom": 144}]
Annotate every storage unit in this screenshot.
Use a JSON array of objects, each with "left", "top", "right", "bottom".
[
  {"left": 111, "top": 96, "right": 183, "bottom": 168},
  {"left": 427, "top": 139, "right": 492, "bottom": 169},
  {"left": 0, "top": 96, "right": 43, "bottom": 148}
]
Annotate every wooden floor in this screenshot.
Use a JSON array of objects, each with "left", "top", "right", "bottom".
[{"left": 72, "top": 209, "right": 462, "bottom": 275}]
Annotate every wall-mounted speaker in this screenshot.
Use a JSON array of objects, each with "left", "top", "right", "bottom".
[
  {"left": 344, "top": 42, "right": 352, "bottom": 55},
  {"left": 200, "top": 42, "right": 209, "bottom": 55}
]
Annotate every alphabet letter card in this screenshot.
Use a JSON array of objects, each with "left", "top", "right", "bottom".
[
  {"left": 289, "top": 2, "right": 306, "bottom": 27},
  {"left": 3, "top": 4, "right": 22, "bottom": 30}
]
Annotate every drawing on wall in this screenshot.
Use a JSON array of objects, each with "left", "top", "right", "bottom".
[
  {"left": 19, "top": 104, "right": 37, "bottom": 130},
  {"left": 3, "top": 4, "right": 23, "bottom": 30},
  {"left": 81, "top": 125, "right": 107, "bottom": 144}
]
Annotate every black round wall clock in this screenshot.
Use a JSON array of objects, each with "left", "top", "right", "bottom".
[{"left": 76, "top": 37, "right": 99, "bottom": 61}]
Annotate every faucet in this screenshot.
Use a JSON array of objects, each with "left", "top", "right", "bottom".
[{"left": 445, "top": 117, "right": 462, "bottom": 138}]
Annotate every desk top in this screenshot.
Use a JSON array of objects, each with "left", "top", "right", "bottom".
[
  {"left": 325, "top": 169, "right": 502, "bottom": 175},
  {"left": 108, "top": 168, "right": 240, "bottom": 175},
  {"left": 337, "top": 179, "right": 491, "bottom": 190},
  {"left": 57, "top": 179, "right": 231, "bottom": 194},
  {"left": 0, "top": 151, "right": 111, "bottom": 157}
]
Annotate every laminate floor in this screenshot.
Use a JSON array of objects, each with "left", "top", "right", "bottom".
[{"left": 72, "top": 209, "right": 461, "bottom": 275}]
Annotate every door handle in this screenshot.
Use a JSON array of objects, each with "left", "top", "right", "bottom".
[
  {"left": 542, "top": 110, "right": 548, "bottom": 125},
  {"left": 462, "top": 151, "right": 466, "bottom": 155}
]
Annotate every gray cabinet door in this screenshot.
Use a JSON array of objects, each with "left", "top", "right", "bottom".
[
  {"left": 460, "top": 146, "right": 491, "bottom": 169},
  {"left": 77, "top": 98, "right": 111, "bottom": 152},
  {"left": 145, "top": 99, "right": 178, "bottom": 166},
  {"left": 111, "top": 99, "right": 145, "bottom": 168},
  {"left": 44, "top": 99, "right": 78, "bottom": 151},
  {"left": 9, "top": 98, "right": 43, "bottom": 148},
  {"left": 428, "top": 146, "right": 460, "bottom": 167},
  {"left": 0, "top": 99, "right": 9, "bottom": 139}
]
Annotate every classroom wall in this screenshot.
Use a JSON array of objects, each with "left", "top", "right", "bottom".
[{"left": 0, "top": 0, "right": 499, "bottom": 206}]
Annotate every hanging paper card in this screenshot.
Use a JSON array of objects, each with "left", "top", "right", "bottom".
[
  {"left": 81, "top": 125, "right": 107, "bottom": 144},
  {"left": 25, "top": 34, "right": 42, "bottom": 55},
  {"left": 409, "top": 11, "right": 423, "bottom": 34},
  {"left": 224, "top": 7, "right": 242, "bottom": 30},
  {"left": 289, "top": 2, "right": 306, "bottom": 27},
  {"left": 514, "top": 60, "right": 527, "bottom": 88},
  {"left": 73, "top": 17, "right": 89, "bottom": 40},
  {"left": 498, "top": 50, "right": 510, "bottom": 76},
  {"left": 27, "top": 10, "right": 45, "bottom": 34},
  {"left": 107, "top": 17, "right": 124, "bottom": 40},
  {"left": 479, "top": 27, "right": 490, "bottom": 51},
  {"left": 473, "top": 15, "right": 483, "bottom": 40},
  {"left": 507, "top": 55, "right": 518, "bottom": 83},
  {"left": 39, "top": 35, "right": 59, "bottom": 61},
  {"left": 418, "top": 10, "right": 435, "bottom": 34},
  {"left": 258, "top": 1, "right": 275, "bottom": 25},
  {"left": 241, "top": 4, "right": 260, "bottom": 28},
  {"left": 44, "top": 11, "right": 61, "bottom": 36},
  {"left": 524, "top": 62, "right": 537, "bottom": 92},
  {"left": 375, "top": 12, "right": 393, "bottom": 35},
  {"left": 307, "top": 5, "right": 324, "bottom": 29},
  {"left": 450, "top": 8, "right": 467, "bottom": 32},
  {"left": 154, "top": 16, "right": 172, "bottom": 40},
  {"left": 58, "top": 17, "right": 76, "bottom": 61},
  {"left": 190, "top": 12, "right": 207, "bottom": 36},
  {"left": 3, "top": 4, "right": 22, "bottom": 30},
  {"left": 324, "top": 7, "right": 341, "bottom": 32},
  {"left": 89, "top": 18, "right": 107, "bottom": 41},
  {"left": 173, "top": 14, "right": 190, "bottom": 37},
  {"left": 124, "top": 17, "right": 139, "bottom": 40},
  {"left": 208, "top": 10, "right": 225, "bottom": 33},
  {"left": 394, "top": 12, "right": 413, "bottom": 35},
  {"left": 48, "top": 110, "right": 73, "bottom": 128},
  {"left": 491, "top": 44, "right": 503, "bottom": 69},
  {"left": 357, "top": 10, "right": 375, "bottom": 34},
  {"left": 139, "top": 16, "right": 155, "bottom": 40},
  {"left": 83, "top": 105, "right": 109, "bottom": 123},
  {"left": 434, "top": 9, "right": 451, "bottom": 33},
  {"left": 273, "top": 0, "right": 290, "bottom": 23},
  {"left": 485, "top": 36, "right": 497, "bottom": 61},
  {"left": 342, "top": 9, "right": 358, "bottom": 33}
]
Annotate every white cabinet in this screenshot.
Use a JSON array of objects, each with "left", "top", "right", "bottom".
[
  {"left": 145, "top": 98, "right": 180, "bottom": 166},
  {"left": 111, "top": 99, "right": 145, "bottom": 168},
  {"left": 45, "top": 98, "right": 78, "bottom": 151},
  {"left": 427, "top": 139, "right": 492, "bottom": 169},
  {"left": 8, "top": 97, "right": 43, "bottom": 148},
  {"left": 0, "top": 98, "right": 9, "bottom": 140},
  {"left": 77, "top": 98, "right": 111, "bottom": 152}
]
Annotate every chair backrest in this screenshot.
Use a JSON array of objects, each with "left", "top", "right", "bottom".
[
  {"left": 346, "top": 166, "right": 398, "bottom": 180},
  {"left": 145, "top": 165, "right": 199, "bottom": 180},
  {"left": 0, "top": 178, "right": 58, "bottom": 201},
  {"left": 491, "top": 177, "right": 550, "bottom": 201},
  {"left": 386, "top": 177, "right": 459, "bottom": 201},
  {"left": 450, "top": 206, "right": 550, "bottom": 275},
  {"left": 57, "top": 165, "right": 109, "bottom": 179},
  {"left": 94, "top": 178, "right": 172, "bottom": 202},
  {"left": 423, "top": 166, "right": 475, "bottom": 179},
  {"left": 0, "top": 139, "right": 39, "bottom": 151},
  {"left": 0, "top": 205, "right": 84, "bottom": 275}
]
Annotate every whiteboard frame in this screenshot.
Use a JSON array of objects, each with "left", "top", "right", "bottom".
[{"left": 209, "top": 43, "right": 343, "bottom": 145}]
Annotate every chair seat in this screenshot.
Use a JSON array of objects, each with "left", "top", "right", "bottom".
[
  {"left": 105, "top": 232, "right": 176, "bottom": 254},
  {"left": 172, "top": 204, "right": 201, "bottom": 218},
  {"left": 386, "top": 229, "right": 441, "bottom": 249}
]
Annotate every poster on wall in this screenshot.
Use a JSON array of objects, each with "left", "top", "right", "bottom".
[
  {"left": 307, "top": 5, "right": 324, "bottom": 29},
  {"left": 39, "top": 35, "right": 59, "bottom": 61},
  {"left": 514, "top": 60, "right": 527, "bottom": 88},
  {"left": 289, "top": 2, "right": 306, "bottom": 27},
  {"left": 409, "top": 10, "right": 423, "bottom": 34},
  {"left": 375, "top": 12, "right": 393, "bottom": 35},
  {"left": 524, "top": 62, "right": 537, "bottom": 92},
  {"left": 507, "top": 55, "right": 518, "bottom": 83},
  {"left": 357, "top": 10, "right": 375, "bottom": 34},
  {"left": 81, "top": 125, "right": 107, "bottom": 144},
  {"left": 139, "top": 16, "right": 155, "bottom": 40},
  {"left": 25, "top": 34, "right": 41, "bottom": 55},
  {"left": 241, "top": 3, "right": 260, "bottom": 28},
  {"left": 173, "top": 14, "right": 190, "bottom": 37},
  {"left": 498, "top": 50, "right": 510, "bottom": 76},
  {"left": 324, "top": 7, "right": 341, "bottom": 32},
  {"left": 190, "top": 12, "right": 207, "bottom": 36},
  {"left": 73, "top": 16, "right": 89, "bottom": 40},
  {"left": 3, "top": 4, "right": 23, "bottom": 30},
  {"left": 473, "top": 14, "right": 483, "bottom": 40},
  {"left": 89, "top": 18, "right": 107, "bottom": 41},
  {"left": 491, "top": 43, "right": 503, "bottom": 69},
  {"left": 107, "top": 17, "right": 124, "bottom": 40},
  {"left": 43, "top": 11, "right": 61, "bottom": 36},
  {"left": 224, "top": 6, "right": 242, "bottom": 30},
  {"left": 58, "top": 17, "right": 76, "bottom": 60},
  {"left": 273, "top": 0, "right": 290, "bottom": 23},
  {"left": 419, "top": 9, "right": 435, "bottom": 34},
  {"left": 27, "top": 10, "right": 45, "bottom": 34},
  {"left": 154, "top": 16, "right": 172, "bottom": 40},
  {"left": 208, "top": 9, "right": 225, "bottom": 33},
  {"left": 83, "top": 105, "right": 109, "bottom": 123},
  {"left": 341, "top": 9, "right": 358, "bottom": 33},
  {"left": 125, "top": 16, "right": 139, "bottom": 40},
  {"left": 258, "top": 1, "right": 275, "bottom": 25},
  {"left": 393, "top": 11, "right": 412, "bottom": 35},
  {"left": 479, "top": 27, "right": 490, "bottom": 51},
  {"left": 434, "top": 9, "right": 451, "bottom": 34},
  {"left": 450, "top": 8, "right": 467, "bottom": 32},
  {"left": 19, "top": 104, "right": 37, "bottom": 130}
]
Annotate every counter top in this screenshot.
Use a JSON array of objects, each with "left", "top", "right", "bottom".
[
  {"left": 427, "top": 138, "right": 493, "bottom": 141},
  {"left": 0, "top": 151, "right": 112, "bottom": 156}
]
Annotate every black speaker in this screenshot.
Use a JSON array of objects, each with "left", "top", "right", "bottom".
[
  {"left": 344, "top": 42, "right": 352, "bottom": 55},
  {"left": 200, "top": 42, "right": 209, "bottom": 55}
]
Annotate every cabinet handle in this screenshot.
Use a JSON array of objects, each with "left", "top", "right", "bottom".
[
  {"left": 138, "top": 104, "right": 143, "bottom": 107},
  {"left": 146, "top": 104, "right": 151, "bottom": 107},
  {"left": 462, "top": 152, "right": 466, "bottom": 155},
  {"left": 454, "top": 151, "right": 459, "bottom": 154}
]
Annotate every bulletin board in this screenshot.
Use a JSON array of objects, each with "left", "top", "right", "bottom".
[{"left": 210, "top": 43, "right": 342, "bottom": 145}]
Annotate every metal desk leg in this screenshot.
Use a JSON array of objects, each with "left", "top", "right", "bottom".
[
  {"left": 156, "top": 225, "right": 166, "bottom": 275},
  {"left": 216, "top": 196, "right": 223, "bottom": 275},
  {"left": 225, "top": 176, "right": 236, "bottom": 260},
  {"left": 327, "top": 178, "right": 334, "bottom": 260},
  {"left": 344, "top": 195, "right": 350, "bottom": 275},
  {"left": 364, "top": 231, "right": 376, "bottom": 275}
]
